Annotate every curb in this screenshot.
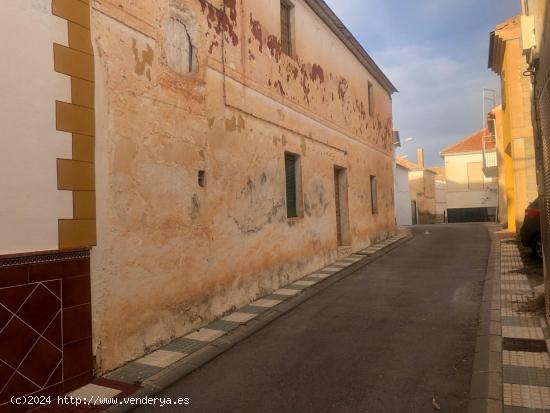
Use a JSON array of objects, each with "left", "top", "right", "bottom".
[
  {"left": 468, "top": 225, "right": 503, "bottom": 413},
  {"left": 106, "top": 232, "right": 414, "bottom": 413}
]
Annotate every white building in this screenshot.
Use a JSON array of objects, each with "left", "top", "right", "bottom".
[
  {"left": 394, "top": 163, "right": 413, "bottom": 226},
  {"left": 440, "top": 130, "right": 498, "bottom": 222}
]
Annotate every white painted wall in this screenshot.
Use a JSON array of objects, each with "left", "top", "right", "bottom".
[
  {"left": 444, "top": 152, "right": 498, "bottom": 210},
  {"left": 0, "top": 0, "right": 73, "bottom": 254},
  {"left": 394, "top": 164, "right": 412, "bottom": 226},
  {"left": 435, "top": 179, "right": 447, "bottom": 217}
]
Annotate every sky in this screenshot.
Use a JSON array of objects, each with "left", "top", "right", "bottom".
[{"left": 324, "top": 0, "right": 521, "bottom": 166}]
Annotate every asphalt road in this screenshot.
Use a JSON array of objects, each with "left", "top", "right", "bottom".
[{"left": 135, "top": 224, "right": 490, "bottom": 413}]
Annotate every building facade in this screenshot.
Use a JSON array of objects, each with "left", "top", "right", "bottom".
[
  {"left": 440, "top": 130, "right": 499, "bottom": 223},
  {"left": 489, "top": 15, "right": 538, "bottom": 232},
  {"left": 396, "top": 149, "right": 436, "bottom": 225},
  {"left": 0, "top": 0, "right": 397, "bottom": 402},
  {"left": 520, "top": 0, "right": 550, "bottom": 318}
]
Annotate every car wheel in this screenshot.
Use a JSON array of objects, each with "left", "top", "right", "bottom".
[{"left": 532, "top": 234, "right": 543, "bottom": 260}]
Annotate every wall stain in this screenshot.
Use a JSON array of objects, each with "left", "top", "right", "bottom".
[{"left": 132, "top": 39, "right": 153, "bottom": 80}]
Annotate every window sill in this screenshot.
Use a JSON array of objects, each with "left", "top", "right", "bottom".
[{"left": 287, "top": 216, "right": 304, "bottom": 225}]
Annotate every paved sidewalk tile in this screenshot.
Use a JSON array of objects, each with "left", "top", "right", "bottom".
[
  {"left": 137, "top": 350, "right": 186, "bottom": 368},
  {"left": 222, "top": 312, "right": 257, "bottom": 323},
  {"left": 105, "top": 363, "right": 162, "bottom": 384},
  {"left": 69, "top": 384, "right": 122, "bottom": 400},
  {"left": 253, "top": 298, "right": 282, "bottom": 308},
  {"left": 504, "top": 383, "right": 550, "bottom": 410},
  {"left": 186, "top": 328, "right": 226, "bottom": 342},
  {"left": 274, "top": 288, "right": 301, "bottom": 296},
  {"left": 504, "top": 351, "right": 550, "bottom": 369},
  {"left": 503, "top": 326, "right": 545, "bottom": 340},
  {"left": 164, "top": 337, "right": 208, "bottom": 353}
]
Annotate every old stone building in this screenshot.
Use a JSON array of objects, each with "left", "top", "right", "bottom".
[{"left": 0, "top": 0, "right": 396, "bottom": 402}]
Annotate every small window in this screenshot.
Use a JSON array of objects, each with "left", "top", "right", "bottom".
[
  {"left": 198, "top": 170, "right": 206, "bottom": 187},
  {"left": 285, "top": 153, "right": 300, "bottom": 218},
  {"left": 370, "top": 175, "right": 378, "bottom": 214},
  {"left": 368, "top": 82, "right": 374, "bottom": 117},
  {"left": 280, "top": 1, "right": 293, "bottom": 56}
]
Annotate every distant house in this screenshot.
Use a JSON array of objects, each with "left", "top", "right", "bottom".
[
  {"left": 394, "top": 162, "right": 412, "bottom": 225},
  {"left": 428, "top": 166, "right": 447, "bottom": 223},
  {"left": 396, "top": 149, "right": 437, "bottom": 225},
  {"left": 440, "top": 130, "right": 498, "bottom": 223}
]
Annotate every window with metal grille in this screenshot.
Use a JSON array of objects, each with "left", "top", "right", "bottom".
[
  {"left": 368, "top": 82, "right": 374, "bottom": 117},
  {"left": 370, "top": 175, "right": 378, "bottom": 214},
  {"left": 280, "top": 1, "right": 293, "bottom": 56},
  {"left": 285, "top": 153, "right": 299, "bottom": 218}
]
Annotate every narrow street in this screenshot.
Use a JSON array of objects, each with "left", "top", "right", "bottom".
[{"left": 135, "top": 224, "right": 490, "bottom": 413}]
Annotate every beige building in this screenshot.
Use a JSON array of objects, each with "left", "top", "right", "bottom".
[
  {"left": 0, "top": 0, "right": 397, "bottom": 401},
  {"left": 440, "top": 130, "right": 498, "bottom": 223}
]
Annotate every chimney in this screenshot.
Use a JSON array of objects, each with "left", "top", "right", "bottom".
[{"left": 417, "top": 148, "right": 425, "bottom": 169}]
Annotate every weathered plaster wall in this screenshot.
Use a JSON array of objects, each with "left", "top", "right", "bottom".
[
  {"left": 90, "top": 0, "right": 395, "bottom": 371},
  {"left": 409, "top": 171, "right": 436, "bottom": 224},
  {"left": 0, "top": 0, "right": 73, "bottom": 254}
]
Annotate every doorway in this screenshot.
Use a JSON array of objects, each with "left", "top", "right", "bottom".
[
  {"left": 411, "top": 201, "right": 418, "bottom": 225},
  {"left": 334, "top": 167, "right": 350, "bottom": 245}
]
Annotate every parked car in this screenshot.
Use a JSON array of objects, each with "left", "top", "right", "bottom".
[{"left": 520, "top": 197, "right": 542, "bottom": 260}]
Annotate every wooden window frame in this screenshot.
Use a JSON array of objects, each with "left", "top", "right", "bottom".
[{"left": 280, "top": 0, "right": 294, "bottom": 57}]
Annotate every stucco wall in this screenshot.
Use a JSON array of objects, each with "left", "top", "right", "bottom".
[
  {"left": 409, "top": 170, "right": 436, "bottom": 224},
  {"left": 0, "top": 0, "right": 73, "bottom": 254},
  {"left": 395, "top": 165, "right": 412, "bottom": 226},
  {"left": 444, "top": 152, "right": 498, "bottom": 209},
  {"left": 90, "top": 0, "right": 395, "bottom": 372}
]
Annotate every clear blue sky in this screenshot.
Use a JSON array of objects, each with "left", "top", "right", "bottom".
[{"left": 324, "top": 0, "right": 521, "bottom": 166}]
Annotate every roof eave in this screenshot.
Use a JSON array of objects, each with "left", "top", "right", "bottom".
[{"left": 303, "top": 0, "right": 398, "bottom": 95}]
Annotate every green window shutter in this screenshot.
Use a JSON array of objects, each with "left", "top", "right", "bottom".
[{"left": 285, "top": 154, "right": 297, "bottom": 218}]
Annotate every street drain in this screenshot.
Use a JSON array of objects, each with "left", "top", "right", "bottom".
[{"left": 503, "top": 337, "right": 548, "bottom": 352}]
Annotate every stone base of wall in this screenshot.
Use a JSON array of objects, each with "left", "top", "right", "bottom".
[{"left": 0, "top": 249, "right": 93, "bottom": 410}]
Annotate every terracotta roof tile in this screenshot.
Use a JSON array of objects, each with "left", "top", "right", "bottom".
[{"left": 440, "top": 129, "right": 495, "bottom": 156}]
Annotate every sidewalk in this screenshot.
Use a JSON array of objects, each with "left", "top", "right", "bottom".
[
  {"left": 35, "top": 230, "right": 411, "bottom": 413},
  {"left": 469, "top": 228, "right": 548, "bottom": 413}
]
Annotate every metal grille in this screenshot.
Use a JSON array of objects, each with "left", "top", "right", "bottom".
[
  {"left": 285, "top": 154, "right": 297, "bottom": 218},
  {"left": 538, "top": 75, "right": 550, "bottom": 320},
  {"left": 280, "top": 1, "right": 292, "bottom": 56}
]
